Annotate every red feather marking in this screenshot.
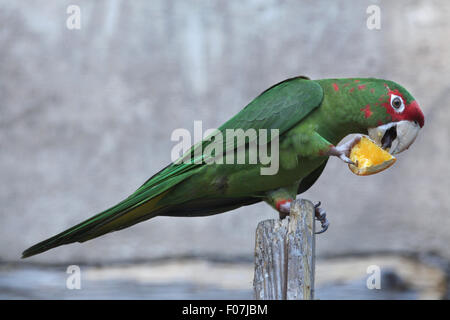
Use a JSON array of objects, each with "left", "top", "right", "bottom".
[
  {"left": 319, "top": 144, "right": 334, "bottom": 156},
  {"left": 333, "top": 83, "right": 339, "bottom": 91},
  {"left": 276, "top": 199, "right": 292, "bottom": 211},
  {"left": 360, "top": 104, "right": 373, "bottom": 119}
]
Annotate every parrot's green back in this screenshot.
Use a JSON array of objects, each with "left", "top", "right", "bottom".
[{"left": 22, "top": 76, "right": 325, "bottom": 258}]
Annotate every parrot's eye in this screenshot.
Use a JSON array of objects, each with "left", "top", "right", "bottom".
[{"left": 390, "top": 94, "right": 405, "bottom": 113}]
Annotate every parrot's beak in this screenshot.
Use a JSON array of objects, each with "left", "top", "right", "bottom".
[{"left": 368, "top": 120, "right": 420, "bottom": 154}]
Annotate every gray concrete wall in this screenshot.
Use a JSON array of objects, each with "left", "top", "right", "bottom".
[{"left": 1, "top": 0, "right": 449, "bottom": 263}]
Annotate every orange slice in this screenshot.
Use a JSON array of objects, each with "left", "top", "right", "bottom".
[{"left": 348, "top": 136, "right": 396, "bottom": 176}]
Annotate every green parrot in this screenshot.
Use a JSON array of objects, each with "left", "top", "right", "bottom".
[{"left": 22, "top": 76, "right": 425, "bottom": 258}]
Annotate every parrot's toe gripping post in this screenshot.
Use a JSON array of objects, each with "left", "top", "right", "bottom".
[
  {"left": 279, "top": 200, "right": 329, "bottom": 234},
  {"left": 314, "top": 201, "right": 329, "bottom": 234}
]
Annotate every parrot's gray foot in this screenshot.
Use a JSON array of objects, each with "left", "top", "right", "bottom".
[
  {"left": 328, "top": 134, "right": 362, "bottom": 165},
  {"left": 314, "top": 201, "right": 329, "bottom": 234},
  {"left": 278, "top": 200, "right": 329, "bottom": 234}
]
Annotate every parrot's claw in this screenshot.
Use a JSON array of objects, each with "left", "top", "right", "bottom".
[
  {"left": 339, "top": 154, "right": 355, "bottom": 165},
  {"left": 278, "top": 201, "right": 329, "bottom": 233},
  {"left": 328, "top": 134, "right": 362, "bottom": 166},
  {"left": 314, "top": 201, "right": 329, "bottom": 234}
]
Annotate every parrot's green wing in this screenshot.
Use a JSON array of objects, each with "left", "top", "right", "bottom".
[
  {"left": 172, "top": 76, "right": 323, "bottom": 166},
  {"left": 22, "top": 76, "right": 323, "bottom": 258},
  {"left": 215, "top": 76, "right": 323, "bottom": 152},
  {"left": 134, "top": 76, "right": 323, "bottom": 195}
]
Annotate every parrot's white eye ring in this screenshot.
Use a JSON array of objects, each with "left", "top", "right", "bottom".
[{"left": 390, "top": 94, "right": 405, "bottom": 113}]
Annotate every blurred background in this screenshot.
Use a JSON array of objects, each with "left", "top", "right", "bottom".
[{"left": 1, "top": 0, "right": 449, "bottom": 299}]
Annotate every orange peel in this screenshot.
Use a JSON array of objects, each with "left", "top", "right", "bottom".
[{"left": 348, "top": 136, "right": 396, "bottom": 176}]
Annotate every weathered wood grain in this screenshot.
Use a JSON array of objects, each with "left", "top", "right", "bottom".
[{"left": 253, "top": 199, "right": 315, "bottom": 300}]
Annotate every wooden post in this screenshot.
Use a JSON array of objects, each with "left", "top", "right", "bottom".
[{"left": 253, "top": 199, "right": 316, "bottom": 300}]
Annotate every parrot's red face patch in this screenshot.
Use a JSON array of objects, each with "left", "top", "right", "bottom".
[
  {"left": 360, "top": 104, "right": 372, "bottom": 119},
  {"left": 381, "top": 88, "right": 424, "bottom": 128}
]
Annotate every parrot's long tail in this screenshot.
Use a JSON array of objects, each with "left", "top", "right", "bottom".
[
  {"left": 21, "top": 163, "right": 205, "bottom": 258},
  {"left": 21, "top": 190, "right": 170, "bottom": 259}
]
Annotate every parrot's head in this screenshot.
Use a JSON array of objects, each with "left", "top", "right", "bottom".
[
  {"left": 366, "top": 80, "right": 424, "bottom": 154},
  {"left": 333, "top": 78, "right": 425, "bottom": 155}
]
